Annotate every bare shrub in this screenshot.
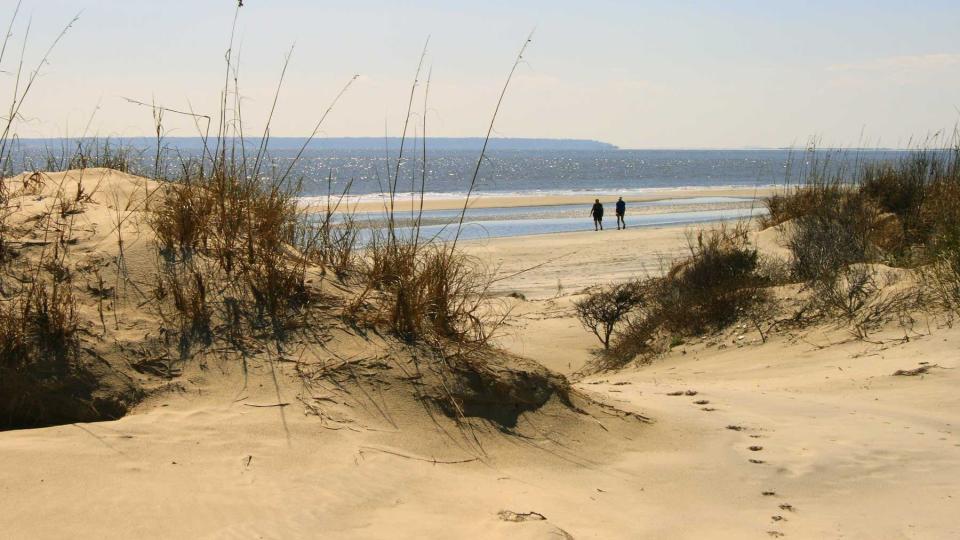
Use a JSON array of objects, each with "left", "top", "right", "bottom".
[
  {"left": 574, "top": 282, "right": 644, "bottom": 349},
  {"left": 756, "top": 254, "right": 792, "bottom": 286},
  {"left": 743, "top": 290, "right": 782, "bottom": 343}
]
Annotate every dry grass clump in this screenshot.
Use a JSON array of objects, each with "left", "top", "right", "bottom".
[
  {"left": 808, "top": 264, "right": 927, "bottom": 340},
  {"left": 922, "top": 247, "right": 960, "bottom": 317},
  {"left": 140, "top": 6, "right": 515, "bottom": 366},
  {"left": 312, "top": 195, "right": 360, "bottom": 280},
  {"left": 147, "top": 157, "right": 319, "bottom": 342},
  {"left": 0, "top": 182, "right": 94, "bottom": 427},
  {"left": 143, "top": 11, "right": 335, "bottom": 343},
  {"left": 767, "top": 147, "right": 960, "bottom": 272},
  {"left": 0, "top": 269, "right": 80, "bottom": 424},
  {"left": 359, "top": 232, "right": 498, "bottom": 345}
]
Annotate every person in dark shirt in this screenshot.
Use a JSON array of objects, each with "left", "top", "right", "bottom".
[
  {"left": 591, "top": 199, "right": 604, "bottom": 231},
  {"left": 615, "top": 196, "right": 626, "bottom": 230}
]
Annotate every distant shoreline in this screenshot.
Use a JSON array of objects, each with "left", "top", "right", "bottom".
[
  {"left": 12, "top": 136, "right": 619, "bottom": 152},
  {"left": 11, "top": 137, "right": 929, "bottom": 153}
]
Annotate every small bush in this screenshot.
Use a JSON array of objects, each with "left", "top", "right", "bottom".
[
  {"left": 574, "top": 282, "right": 644, "bottom": 349},
  {"left": 656, "top": 224, "right": 766, "bottom": 334},
  {"left": 786, "top": 190, "right": 880, "bottom": 281}
]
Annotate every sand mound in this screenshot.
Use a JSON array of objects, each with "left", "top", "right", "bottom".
[{"left": 0, "top": 168, "right": 622, "bottom": 433}]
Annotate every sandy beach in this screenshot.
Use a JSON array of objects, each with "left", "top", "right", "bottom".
[
  {"left": 323, "top": 187, "right": 776, "bottom": 214},
  {"left": 2, "top": 171, "right": 957, "bottom": 539},
  {"left": 2, "top": 1, "right": 957, "bottom": 537}
]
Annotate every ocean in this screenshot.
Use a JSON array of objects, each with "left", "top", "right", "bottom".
[
  {"left": 279, "top": 148, "right": 907, "bottom": 200},
  {"left": 280, "top": 146, "right": 899, "bottom": 240}
]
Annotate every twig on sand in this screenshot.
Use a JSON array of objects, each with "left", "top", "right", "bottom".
[
  {"left": 892, "top": 364, "right": 942, "bottom": 376},
  {"left": 243, "top": 402, "right": 290, "bottom": 408},
  {"left": 357, "top": 445, "right": 478, "bottom": 465}
]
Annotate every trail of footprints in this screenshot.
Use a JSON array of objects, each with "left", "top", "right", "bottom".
[{"left": 668, "top": 389, "right": 798, "bottom": 537}]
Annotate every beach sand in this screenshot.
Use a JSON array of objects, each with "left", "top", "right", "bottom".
[
  {"left": 322, "top": 186, "right": 775, "bottom": 214},
  {"left": 1, "top": 173, "right": 957, "bottom": 539}
]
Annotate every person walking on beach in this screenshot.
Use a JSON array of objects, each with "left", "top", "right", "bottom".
[
  {"left": 591, "top": 199, "right": 604, "bottom": 231},
  {"left": 615, "top": 196, "right": 626, "bottom": 230}
]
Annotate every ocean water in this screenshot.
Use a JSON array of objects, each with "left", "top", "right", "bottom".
[
  {"left": 13, "top": 142, "right": 909, "bottom": 199},
  {"left": 280, "top": 147, "right": 912, "bottom": 201},
  {"left": 281, "top": 147, "right": 900, "bottom": 239}
]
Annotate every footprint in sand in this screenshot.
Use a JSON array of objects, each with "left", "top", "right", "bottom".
[
  {"left": 694, "top": 400, "right": 710, "bottom": 405},
  {"left": 750, "top": 459, "right": 766, "bottom": 464},
  {"left": 749, "top": 446, "right": 764, "bottom": 452}
]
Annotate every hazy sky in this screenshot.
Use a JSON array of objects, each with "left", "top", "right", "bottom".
[{"left": 4, "top": 0, "right": 960, "bottom": 148}]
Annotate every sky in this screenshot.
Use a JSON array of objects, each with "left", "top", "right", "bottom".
[{"left": 3, "top": 0, "right": 960, "bottom": 149}]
